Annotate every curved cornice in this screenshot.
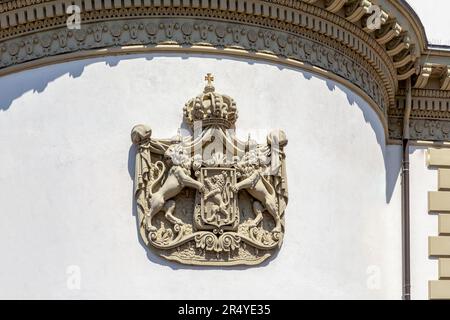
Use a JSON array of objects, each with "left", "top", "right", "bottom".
[
  {"left": 389, "top": 0, "right": 427, "bottom": 51},
  {"left": 0, "top": 1, "right": 397, "bottom": 108},
  {"left": 0, "top": 0, "right": 449, "bottom": 142},
  {"left": 0, "top": 0, "right": 428, "bottom": 79},
  {"left": 1, "top": 1, "right": 449, "bottom": 81}
]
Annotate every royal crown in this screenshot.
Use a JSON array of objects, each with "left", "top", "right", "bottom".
[{"left": 183, "top": 74, "right": 238, "bottom": 129}]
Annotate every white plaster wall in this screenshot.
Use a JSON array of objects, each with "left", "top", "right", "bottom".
[
  {"left": 0, "top": 53, "right": 402, "bottom": 299},
  {"left": 409, "top": 147, "right": 439, "bottom": 300}
]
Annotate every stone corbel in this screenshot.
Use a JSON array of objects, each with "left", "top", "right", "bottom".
[
  {"left": 414, "top": 63, "right": 433, "bottom": 89},
  {"left": 393, "top": 46, "right": 415, "bottom": 69},
  {"left": 440, "top": 66, "right": 450, "bottom": 91},
  {"left": 345, "top": 0, "right": 372, "bottom": 23},
  {"left": 325, "top": 0, "right": 349, "bottom": 13},
  {"left": 387, "top": 33, "right": 410, "bottom": 57},
  {"left": 305, "top": 0, "right": 350, "bottom": 13},
  {"left": 376, "top": 20, "right": 402, "bottom": 45},
  {"left": 397, "top": 61, "right": 418, "bottom": 81}
]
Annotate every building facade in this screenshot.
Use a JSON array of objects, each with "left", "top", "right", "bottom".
[{"left": 0, "top": 0, "right": 450, "bottom": 299}]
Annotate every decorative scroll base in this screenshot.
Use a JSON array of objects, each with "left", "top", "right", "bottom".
[{"left": 162, "top": 252, "right": 272, "bottom": 267}]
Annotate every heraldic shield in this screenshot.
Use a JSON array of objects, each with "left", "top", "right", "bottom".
[
  {"left": 198, "top": 168, "right": 239, "bottom": 232},
  {"left": 131, "top": 74, "right": 288, "bottom": 266}
]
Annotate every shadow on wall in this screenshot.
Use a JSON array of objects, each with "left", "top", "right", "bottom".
[
  {"left": 0, "top": 52, "right": 402, "bottom": 268},
  {"left": 0, "top": 53, "right": 402, "bottom": 202},
  {"left": 323, "top": 79, "right": 401, "bottom": 205},
  {"left": 0, "top": 55, "right": 145, "bottom": 111}
]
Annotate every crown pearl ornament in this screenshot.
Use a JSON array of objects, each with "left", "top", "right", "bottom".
[{"left": 183, "top": 74, "right": 238, "bottom": 129}]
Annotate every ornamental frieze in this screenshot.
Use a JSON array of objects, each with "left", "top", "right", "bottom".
[
  {"left": 389, "top": 118, "right": 450, "bottom": 142},
  {"left": 388, "top": 89, "right": 450, "bottom": 141},
  {"left": 0, "top": 1, "right": 399, "bottom": 115},
  {"left": 1, "top": 2, "right": 450, "bottom": 143},
  {"left": 131, "top": 75, "right": 288, "bottom": 266},
  {"left": 0, "top": 16, "right": 389, "bottom": 115}
]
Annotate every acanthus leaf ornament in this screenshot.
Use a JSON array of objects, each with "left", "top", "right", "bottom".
[{"left": 131, "top": 75, "right": 288, "bottom": 266}]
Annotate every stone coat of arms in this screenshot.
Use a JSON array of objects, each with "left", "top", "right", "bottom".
[{"left": 131, "top": 74, "right": 288, "bottom": 266}]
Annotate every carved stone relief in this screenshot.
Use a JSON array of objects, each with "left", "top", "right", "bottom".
[
  {"left": 389, "top": 89, "right": 450, "bottom": 141},
  {"left": 131, "top": 75, "right": 288, "bottom": 266},
  {"left": 0, "top": 16, "right": 389, "bottom": 117}
]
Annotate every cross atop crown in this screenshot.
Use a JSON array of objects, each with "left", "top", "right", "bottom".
[
  {"left": 184, "top": 74, "right": 238, "bottom": 129},
  {"left": 204, "top": 73, "right": 215, "bottom": 93},
  {"left": 205, "top": 73, "right": 214, "bottom": 85}
]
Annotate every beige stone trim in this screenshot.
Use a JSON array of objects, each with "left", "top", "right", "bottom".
[
  {"left": 439, "top": 169, "right": 450, "bottom": 191},
  {"left": 428, "top": 149, "right": 450, "bottom": 299},
  {"left": 427, "top": 149, "right": 450, "bottom": 168},
  {"left": 429, "top": 236, "right": 450, "bottom": 257},
  {"left": 439, "top": 215, "right": 450, "bottom": 235},
  {"left": 428, "top": 192, "right": 450, "bottom": 213},
  {"left": 439, "top": 259, "right": 450, "bottom": 279},
  {"left": 429, "top": 280, "right": 450, "bottom": 300},
  {"left": 405, "top": 141, "right": 450, "bottom": 148}
]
